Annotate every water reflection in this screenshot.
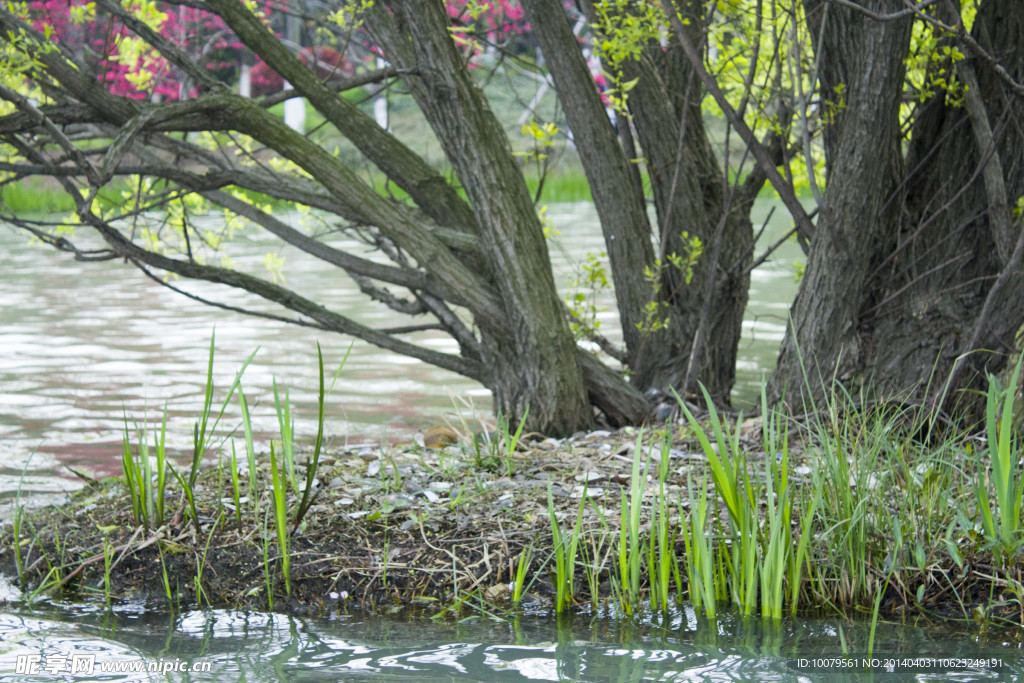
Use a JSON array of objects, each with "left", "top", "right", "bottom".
[{"left": 0, "top": 598, "right": 1020, "bottom": 681}]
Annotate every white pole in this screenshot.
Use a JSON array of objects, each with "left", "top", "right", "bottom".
[
  {"left": 239, "top": 63, "right": 251, "bottom": 98},
  {"left": 283, "top": 83, "right": 306, "bottom": 133}
]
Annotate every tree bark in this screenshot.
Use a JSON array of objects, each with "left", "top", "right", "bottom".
[
  {"left": 378, "top": 0, "right": 594, "bottom": 435},
  {"left": 858, "top": 0, "right": 1024, "bottom": 418},
  {"left": 574, "top": 0, "right": 757, "bottom": 402},
  {"left": 522, "top": 0, "right": 661, "bottom": 367},
  {"left": 771, "top": 0, "right": 1024, "bottom": 420},
  {"left": 769, "top": 0, "right": 913, "bottom": 406}
]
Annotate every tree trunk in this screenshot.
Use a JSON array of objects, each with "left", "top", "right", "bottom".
[
  {"left": 381, "top": 0, "right": 594, "bottom": 435},
  {"left": 769, "top": 0, "right": 913, "bottom": 407},
  {"left": 620, "top": 39, "right": 755, "bottom": 400},
  {"left": 771, "top": 0, "right": 1024, "bottom": 419},
  {"left": 522, "top": 0, "right": 661, "bottom": 368},
  {"left": 858, "top": 0, "right": 1024, "bottom": 418},
  {"left": 566, "top": 0, "right": 759, "bottom": 403}
]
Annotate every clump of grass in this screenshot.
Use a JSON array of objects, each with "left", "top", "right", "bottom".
[
  {"left": 193, "top": 516, "right": 221, "bottom": 607},
  {"left": 649, "top": 434, "right": 679, "bottom": 612},
  {"left": 677, "top": 386, "right": 761, "bottom": 616},
  {"left": 547, "top": 485, "right": 585, "bottom": 613},
  {"left": 261, "top": 508, "right": 275, "bottom": 611},
  {"left": 187, "top": 332, "right": 258, "bottom": 492},
  {"left": 272, "top": 379, "right": 299, "bottom": 494},
  {"left": 617, "top": 430, "right": 649, "bottom": 615},
  {"left": 157, "top": 543, "right": 175, "bottom": 610},
  {"left": 977, "top": 353, "right": 1024, "bottom": 562},
  {"left": 511, "top": 545, "right": 533, "bottom": 605},
  {"left": 116, "top": 332, "right": 339, "bottom": 604},
  {"left": 293, "top": 343, "right": 328, "bottom": 530},
  {"left": 228, "top": 442, "right": 243, "bottom": 529},
  {"left": 497, "top": 407, "right": 529, "bottom": 476},
  {"left": 120, "top": 409, "right": 169, "bottom": 532},
  {"left": 682, "top": 470, "right": 716, "bottom": 619},
  {"left": 269, "top": 442, "right": 291, "bottom": 596},
  {"left": 11, "top": 457, "right": 33, "bottom": 587},
  {"left": 759, "top": 385, "right": 792, "bottom": 620},
  {"left": 238, "top": 388, "right": 259, "bottom": 517},
  {"left": 102, "top": 535, "right": 114, "bottom": 605},
  {"left": 580, "top": 500, "right": 615, "bottom": 611}
]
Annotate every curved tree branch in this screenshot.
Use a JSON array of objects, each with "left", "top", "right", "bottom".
[{"left": 659, "top": 0, "right": 817, "bottom": 252}]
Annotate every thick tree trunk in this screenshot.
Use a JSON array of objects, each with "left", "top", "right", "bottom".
[
  {"left": 383, "top": 0, "right": 594, "bottom": 435},
  {"left": 858, "top": 0, "right": 1024, "bottom": 418},
  {"left": 622, "top": 47, "right": 755, "bottom": 401},
  {"left": 772, "top": 0, "right": 1024, "bottom": 419},
  {"left": 769, "top": 0, "right": 912, "bottom": 406},
  {"left": 567, "top": 0, "right": 757, "bottom": 403},
  {"left": 522, "top": 0, "right": 662, "bottom": 367}
]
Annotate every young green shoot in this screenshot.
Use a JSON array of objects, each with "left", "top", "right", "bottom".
[
  {"left": 157, "top": 542, "right": 174, "bottom": 610},
  {"left": 547, "top": 484, "right": 585, "bottom": 613},
  {"left": 229, "top": 441, "right": 243, "bottom": 529},
  {"left": 652, "top": 435, "right": 674, "bottom": 612},
  {"left": 269, "top": 442, "right": 291, "bottom": 595},
  {"left": 512, "top": 545, "right": 533, "bottom": 605},
  {"left": 102, "top": 534, "right": 114, "bottom": 605},
  {"left": 293, "top": 343, "right": 330, "bottom": 530},
  {"left": 193, "top": 515, "right": 222, "bottom": 608},
  {"left": 238, "top": 388, "right": 259, "bottom": 517},
  {"left": 618, "top": 430, "right": 649, "bottom": 614},
  {"left": 683, "top": 472, "right": 716, "bottom": 619},
  {"left": 760, "top": 384, "right": 791, "bottom": 620},
  {"left": 188, "top": 331, "right": 259, "bottom": 489},
  {"left": 499, "top": 407, "right": 529, "bottom": 476},
  {"left": 272, "top": 379, "right": 298, "bottom": 494}
]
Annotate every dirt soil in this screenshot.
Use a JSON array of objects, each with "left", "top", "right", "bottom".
[{"left": 0, "top": 424, "right": 730, "bottom": 615}]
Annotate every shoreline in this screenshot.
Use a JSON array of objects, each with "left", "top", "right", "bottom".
[{"left": 2, "top": 411, "right": 1021, "bottom": 630}]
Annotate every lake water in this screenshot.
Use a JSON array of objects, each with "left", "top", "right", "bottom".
[
  {"left": 0, "top": 200, "right": 799, "bottom": 504},
  {"left": 0, "top": 596, "right": 1019, "bottom": 681}
]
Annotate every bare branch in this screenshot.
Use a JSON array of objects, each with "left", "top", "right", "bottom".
[
  {"left": 351, "top": 274, "right": 427, "bottom": 315},
  {"left": 824, "top": 0, "right": 939, "bottom": 21},
  {"left": 259, "top": 67, "right": 402, "bottom": 108},
  {"left": 660, "top": 0, "right": 817, "bottom": 252},
  {"left": 416, "top": 291, "right": 482, "bottom": 361},
  {"left": 955, "top": 62, "right": 1014, "bottom": 265},
  {"left": 1, "top": 218, "right": 117, "bottom": 261},
  {"left": 201, "top": 0, "right": 479, "bottom": 234},
  {"left": 0, "top": 84, "right": 103, "bottom": 186}
]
